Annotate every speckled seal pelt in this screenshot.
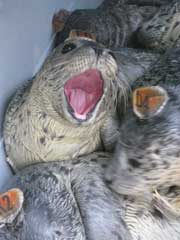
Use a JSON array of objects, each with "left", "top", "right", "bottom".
[
  {"left": 105, "top": 48, "right": 180, "bottom": 240},
  {"left": 53, "top": 0, "right": 160, "bottom": 48},
  {"left": 3, "top": 33, "right": 158, "bottom": 171},
  {"left": 53, "top": 0, "right": 180, "bottom": 51},
  {"left": 0, "top": 152, "right": 131, "bottom": 240}
]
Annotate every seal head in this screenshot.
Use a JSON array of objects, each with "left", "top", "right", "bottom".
[{"left": 34, "top": 37, "right": 118, "bottom": 125}]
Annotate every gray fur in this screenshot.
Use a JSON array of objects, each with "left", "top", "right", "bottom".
[
  {"left": 105, "top": 48, "right": 180, "bottom": 239},
  {"left": 55, "top": 0, "right": 180, "bottom": 52},
  {"left": 137, "top": 0, "right": 180, "bottom": 51},
  {"left": 3, "top": 39, "right": 158, "bottom": 170},
  {"left": 0, "top": 152, "right": 131, "bottom": 240},
  {"left": 54, "top": 0, "right": 160, "bottom": 48}
]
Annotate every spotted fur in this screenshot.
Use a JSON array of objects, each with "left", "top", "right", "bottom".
[
  {"left": 137, "top": 0, "right": 180, "bottom": 51},
  {"left": 3, "top": 39, "right": 157, "bottom": 170},
  {"left": 0, "top": 153, "right": 131, "bottom": 240},
  {"left": 105, "top": 48, "right": 180, "bottom": 239},
  {"left": 54, "top": 0, "right": 160, "bottom": 48}
]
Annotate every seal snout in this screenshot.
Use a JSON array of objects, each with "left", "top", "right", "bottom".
[{"left": 64, "top": 68, "right": 103, "bottom": 120}]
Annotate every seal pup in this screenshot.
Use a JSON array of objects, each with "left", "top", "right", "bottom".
[
  {"left": 53, "top": 0, "right": 159, "bottom": 48},
  {"left": 3, "top": 31, "right": 158, "bottom": 170},
  {"left": 0, "top": 152, "right": 131, "bottom": 240},
  {"left": 53, "top": 0, "right": 180, "bottom": 51},
  {"left": 105, "top": 48, "right": 180, "bottom": 239}
]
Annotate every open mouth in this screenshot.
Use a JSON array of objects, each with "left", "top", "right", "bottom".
[{"left": 64, "top": 69, "right": 103, "bottom": 120}]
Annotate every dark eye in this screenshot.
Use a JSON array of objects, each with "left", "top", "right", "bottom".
[{"left": 62, "top": 43, "right": 76, "bottom": 54}]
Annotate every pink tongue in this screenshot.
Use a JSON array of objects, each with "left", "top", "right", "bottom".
[
  {"left": 64, "top": 69, "right": 103, "bottom": 120},
  {"left": 69, "top": 89, "right": 94, "bottom": 115}
]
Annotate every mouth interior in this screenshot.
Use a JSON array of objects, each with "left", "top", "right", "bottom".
[{"left": 64, "top": 69, "right": 103, "bottom": 120}]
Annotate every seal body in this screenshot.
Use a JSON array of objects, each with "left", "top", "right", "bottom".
[
  {"left": 3, "top": 38, "right": 158, "bottom": 170},
  {"left": 0, "top": 152, "right": 131, "bottom": 240},
  {"left": 105, "top": 48, "right": 180, "bottom": 239},
  {"left": 54, "top": 0, "right": 180, "bottom": 51},
  {"left": 54, "top": 0, "right": 159, "bottom": 48}
]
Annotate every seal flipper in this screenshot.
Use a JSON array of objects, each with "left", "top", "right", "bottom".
[{"left": 0, "top": 188, "right": 24, "bottom": 225}]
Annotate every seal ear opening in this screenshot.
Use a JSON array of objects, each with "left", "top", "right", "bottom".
[
  {"left": 133, "top": 86, "right": 169, "bottom": 119},
  {"left": 0, "top": 188, "right": 24, "bottom": 224},
  {"left": 67, "top": 29, "right": 96, "bottom": 42},
  {"left": 52, "top": 9, "right": 71, "bottom": 33}
]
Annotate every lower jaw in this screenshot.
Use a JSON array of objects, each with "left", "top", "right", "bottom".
[{"left": 73, "top": 112, "right": 87, "bottom": 120}]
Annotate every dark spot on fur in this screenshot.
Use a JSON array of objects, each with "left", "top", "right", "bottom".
[
  {"left": 169, "top": 37, "right": 174, "bottom": 42},
  {"left": 128, "top": 158, "right": 141, "bottom": 168},
  {"left": 24, "top": 131, "right": 26, "bottom": 136},
  {"left": 105, "top": 179, "right": 113, "bottom": 185},
  {"left": 176, "top": 152, "right": 180, "bottom": 158},
  {"left": 27, "top": 110, "right": 31, "bottom": 116},
  {"left": 85, "top": 187, "right": 92, "bottom": 197},
  {"left": 71, "top": 180, "right": 76, "bottom": 188},
  {"left": 21, "top": 99, "right": 25, "bottom": 105},
  {"left": 152, "top": 209, "right": 163, "bottom": 219},
  {"left": 154, "top": 149, "right": 160, "bottom": 154},
  {"left": 72, "top": 159, "right": 81, "bottom": 165},
  {"left": 143, "top": 168, "right": 151, "bottom": 173},
  {"left": 71, "top": 203, "right": 78, "bottom": 216},
  {"left": 136, "top": 209, "right": 144, "bottom": 217},
  {"left": 163, "top": 161, "right": 169, "bottom": 169},
  {"left": 40, "top": 137, "right": 46, "bottom": 145},
  {"left": 129, "top": 198, "right": 135, "bottom": 204},
  {"left": 48, "top": 83, "right": 53, "bottom": 87},
  {"left": 42, "top": 113, "right": 47, "bottom": 119},
  {"left": 101, "top": 163, "right": 107, "bottom": 169},
  {"left": 111, "top": 231, "right": 122, "bottom": 239},
  {"left": 55, "top": 231, "right": 62, "bottom": 236},
  {"left": 60, "top": 166, "right": 69, "bottom": 175},
  {"left": 173, "top": 21, "right": 180, "bottom": 29},
  {"left": 87, "top": 191, "right": 99, "bottom": 199},
  {"left": 128, "top": 167, "right": 133, "bottom": 172},
  {"left": 58, "top": 135, "right": 65, "bottom": 140},
  {"left": 30, "top": 173, "right": 40, "bottom": 182},
  {"left": 91, "top": 158, "right": 98, "bottom": 163},
  {"left": 123, "top": 195, "right": 128, "bottom": 201},
  {"left": 43, "top": 128, "right": 48, "bottom": 133},
  {"left": 151, "top": 162, "right": 157, "bottom": 168},
  {"left": 146, "top": 24, "right": 154, "bottom": 30},
  {"left": 89, "top": 180, "right": 96, "bottom": 188},
  {"left": 97, "top": 154, "right": 108, "bottom": 158},
  {"left": 19, "top": 114, "right": 23, "bottom": 122}
]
